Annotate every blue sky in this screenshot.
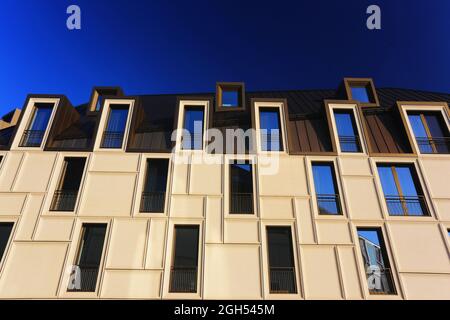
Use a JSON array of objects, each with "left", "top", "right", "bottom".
[{"left": 1, "top": 0, "right": 449, "bottom": 115}]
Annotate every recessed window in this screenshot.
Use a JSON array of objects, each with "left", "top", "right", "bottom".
[
  {"left": 222, "top": 90, "right": 239, "bottom": 107},
  {"left": 350, "top": 86, "right": 370, "bottom": 103},
  {"left": 357, "top": 228, "right": 396, "bottom": 295},
  {"left": 67, "top": 224, "right": 107, "bottom": 292},
  {"left": 50, "top": 157, "right": 86, "bottom": 212},
  {"left": 377, "top": 164, "right": 428, "bottom": 216},
  {"left": 182, "top": 106, "right": 204, "bottom": 150},
  {"left": 101, "top": 104, "right": 129, "bottom": 149},
  {"left": 230, "top": 161, "right": 253, "bottom": 214},
  {"left": 311, "top": 162, "right": 341, "bottom": 215},
  {"left": 19, "top": 103, "right": 54, "bottom": 147},
  {"left": 266, "top": 226, "right": 297, "bottom": 294},
  {"left": 334, "top": 109, "right": 362, "bottom": 152},
  {"left": 170, "top": 225, "right": 199, "bottom": 293},
  {"left": 90, "top": 88, "right": 121, "bottom": 112},
  {"left": 259, "top": 108, "right": 283, "bottom": 152},
  {"left": 0, "top": 222, "right": 14, "bottom": 263},
  {"left": 345, "top": 79, "right": 378, "bottom": 105},
  {"left": 216, "top": 83, "right": 245, "bottom": 110},
  {"left": 140, "top": 158, "right": 169, "bottom": 213},
  {"left": 407, "top": 111, "right": 449, "bottom": 154}
]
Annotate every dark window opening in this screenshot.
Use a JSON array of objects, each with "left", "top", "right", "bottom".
[
  {"left": 182, "top": 106, "right": 204, "bottom": 150},
  {"left": 68, "top": 224, "right": 107, "bottom": 292},
  {"left": 0, "top": 222, "right": 14, "bottom": 263},
  {"left": 20, "top": 103, "right": 54, "bottom": 147},
  {"left": 140, "top": 158, "right": 169, "bottom": 213},
  {"left": 170, "top": 225, "right": 199, "bottom": 293},
  {"left": 377, "top": 164, "right": 428, "bottom": 216},
  {"left": 312, "top": 162, "right": 341, "bottom": 215},
  {"left": 260, "top": 108, "right": 283, "bottom": 151},
  {"left": 50, "top": 157, "right": 86, "bottom": 212},
  {"left": 101, "top": 104, "right": 129, "bottom": 149},
  {"left": 230, "top": 161, "right": 253, "bottom": 214},
  {"left": 334, "top": 109, "right": 362, "bottom": 152},
  {"left": 267, "top": 226, "right": 297, "bottom": 294},
  {"left": 408, "top": 111, "right": 449, "bottom": 154},
  {"left": 357, "top": 228, "right": 396, "bottom": 295}
]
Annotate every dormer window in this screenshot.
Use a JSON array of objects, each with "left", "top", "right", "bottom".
[
  {"left": 19, "top": 103, "right": 54, "bottom": 148},
  {"left": 350, "top": 86, "right": 370, "bottom": 103},
  {"left": 344, "top": 78, "right": 379, "bottom": 106},
  {"left": 182, "top": 106, "right": 205, "bottom": 150},
  {"left": 407, "top": 111, "right": 449, "bottom": 154},
  {"left": 216, "top": 82, "right": 245, "bottom": 111},
  {"left": 101, "top": 104, "right": 129, "bottom": 149},
  {"left": 89, "top": 88, "right": 122, "bottom": 112}
]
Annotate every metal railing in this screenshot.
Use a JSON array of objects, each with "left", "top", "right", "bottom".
[
  {"left": 50, "top": 190, "right": 78, "bottom": 212},
  {"left": 19, "top": 130, "right": 45, "bottom": 147},
  {"left": 169, "top": 267, "right": 198, "bottom": 293},
  {"left": 316, "top": 194, "right": 341, "bottom": 215},
  {"left": 269, "top": 267, "right": 297, "bottom": 294},
  {"left": 140, "top": 191, "right": 166, "bottom": 213},
  {"left": 67, "top": 266, "right": 99, "bottom": 292},
  {"left": 416, "top": 137, "right": 450, "bottom": 154},
  {"left": 365, "top": 267, "right": 396, "bottom": 295},
  {"left": 230, "top": 192, "right": 253, "bottom": 214},
  {"left": 339, "top": 135, "right": 362, "bottom": 152},
  {"left": 385, "top": 195, "right": 429, "bottom": 216},
  {"left": 101, "top": 131, "right": 124, "bottom": 148}
]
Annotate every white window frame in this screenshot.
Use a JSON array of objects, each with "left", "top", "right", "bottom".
[
  {"left": 254, "top": 102, "right": 288, "bottom": 154},
  {"left": 175, "top": 100, "right": 209, "bottom": 153}
]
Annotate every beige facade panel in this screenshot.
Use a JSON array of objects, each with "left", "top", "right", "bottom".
[
  {"left": 171, "top": 160, "right": 189, "bottom": 194},
  {"left": 434, "top": 199, "right": 450, "bottom": 221},
  {"left": 342, "top": 176, "right": 383, "bottom": 220},
  {"left": 90, "top": 153, "right": 139, "bottom": 172},
  {"left": 145, "top": 219, "right": 167, "bottom": 269},
  {"left": 0, "top": 242, "right": 67, "bottom": 298},
  {"left": 388, "top": 222, "right": 450, "bottom": 273},
  {"left": 14, "top": 194, "right": 44, "bottom": 240},
  {"left": 13, "top": 152, "right": 57, "bottom": 193},
  {"left": 224, "top": 219, "right": 259, "bottom": 244},
  {"left": 205, "top": 196, "right": 223, "bottom": 243},
  {"left": 34, "top": 216, "right": 74, "bottom": 241},
  {"left": 401, "top": 273, "right": 450, "bottom": 300},
  {"left": 0, "top": 152, "right": 23, "bottom": 192},
  {"left": 170, "top": 195, "right": 204, "bottom": 218},
  {"left": 101, "top": 270, "right": 162, "bottom": 299},
  {"left": 420, "top": 158, "right": 450, "bottom": 199},
  {"left": 0, "top": 193, "right": 26, "bottom": 215},
  {"left": 294, "top": 198, "right": 316, "bottom": 244},
  {"left": 339, "top": 157, "right": 372, "bottom": 176},
  {"left": 189, "top": 159, "right": 222, "bottom": 195},
  {"left": 204, "top": 244, "right": 262, "bottom": 299},
  {"left": 79, "top": 172, "right": 136, "bottom": 216},
  {"left": 337, "top": 246, "right": 363, "bottom": 300},
  {"left": 259, "top": 197, "right": 294, "bottom": 219},
  {"left": 316, "top": 221, "right": 352, "bottom": 245}
]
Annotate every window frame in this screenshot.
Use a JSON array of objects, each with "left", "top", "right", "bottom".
[
  {"left": 344, "top": 78, "right": 380, "bottom": 107},
  {"left": 215, "top": 82, "right": 246, "bottom": 112},
  {"left": 87, "top": 87, "right": 123, "bottom": 114}
]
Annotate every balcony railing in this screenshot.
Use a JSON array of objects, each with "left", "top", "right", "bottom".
[
  {"left": 385, "top": 195, "right": 429, "bottom": 216},
  {"left": 19, "top": 130, "right": 45, "bottom": 147},
  {"left": 50, "top": 190, "right": 78, "bottom": 212},
  {"left": 365, "top": 267, "right": 396, "bottom": 295},
  {"left": 67, "top": 265, "right": 99, "bottom": 292},
  {"left": 101, "top": 131, "right": 124, "bottom": 149},
  {"left": 269, "top": 267, "right": 297, "bottom": 294},
  {"left": 140, "top": 191, "right": 166, "bottom": 213},
  {"left": 416, "top": 137, "right": 450, "bottom": 154},
  {"left": 316, "top": 194, "right": 341, "bottom": 215},
  {"left": 339, "top": 135, "right": 361, "bottom": 153},
  {"left": 230, "top": 192, "right": 253, "bottom": 214},
  {"left": 169, "top": 267, "right": 198, "bottom": 293}
]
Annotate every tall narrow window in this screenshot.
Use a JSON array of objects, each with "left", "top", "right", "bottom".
[
  {"left": 334, "top": 109, "right": 362, "bottom": 152},
  {"left": 182, "top": 106, "right": 204, "bottom": 150},
  {"left": 259, "top": 108, "right": 283, "bottom": 151},
  {"left": 0, "top": 222, "right": 14, "bottom": 263},
  {"left": 230, "top": 161, "right": 253, "bottom": 214},
  {"left": 101, "top": 104, "right": 129, "bottom": 149},
  {"left": 68, "top": 224, "right": 107, "bottom": 292},
  {"left": 312, "top": 162, "right": 341, "bottom": 215},
  {"left": 20, "top": 103, "right": 53, "bottom": 147},
  {"left": 140, "top": 158, "right": 169, "bottom": 213},
  {"left": 357, "top": 228, "right": 396, "bottom": 295},
  {"left": 407, "top": 111, "right": 449, "bottom": 154},
  {"left": 170, "top": 225, "right": 199, "bottom": 293},
  {"left": 377, "top": 164, "right": 428, "bottom": 216},
  {"left": 267, "top": 226, "right": 297, "bottom": 294}
]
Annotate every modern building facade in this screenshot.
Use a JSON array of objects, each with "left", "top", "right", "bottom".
[{"left": 0, "top": 78, "right": 449, "bottom": 299}]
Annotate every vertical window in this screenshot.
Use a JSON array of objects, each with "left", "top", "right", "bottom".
[
  {"left": 68, "top": 224, "right": 107, "bottom": 292},
  {"left": 259, "top": 108, "right": 283, "bottom": 151},
  {"left": 312, "top": 162, "right": 341, "bottom": 215},
  {"left": 334, "top": 109, "right": 362, "bottom": 152},
  {"left": 20, "top": 103, "right": 53, "bottom": 147},
  {"left": 0, "top": 222, "right": 14, "bottom": 263},
  {"left": 101, "top": 104, "right": 129, "bottom": 149},
  {"left": 182, "top": 106, "right": 204, "bottom": 150},
  {"left": 170, "top": 225, "right": 199, "bottom": 293},
  {"left": 407, "top": 111, "right": 449, "bottom": 154},
  {"left": 377, "top": 164, "right": 428, "bottom": 216},
  {"left": 50, "top": 157, "right": 86, "bottom": 212},
  {"left": 350, "top": 86, "right": 370, "bottom": 103},
  {"left": 229, "top": 161, "right": 253, "bottom": 214},
  {"left": 266, "top": 226, "right": 297, "bottom": 294},
  {"left": 140, "top": 158, "right": 169, "bottom": 213},
  {"left": 357, "top": 228, "right": 396, "bottom": 295}
]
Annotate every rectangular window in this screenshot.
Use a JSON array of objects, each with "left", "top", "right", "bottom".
[
  {"left": 50, "top": 157, "right": 86, "bottom": 212},
  {"left": 101, "top": 104, "right": 129, "bottom": 149},
  {"left": 20, "top": 103, "right": 53, "bottom": 147},
  {"left": 350, "top": 86, "right": 370, "bottom": 103},
  {"left": 259, "top": 108, "right": 283, "bottom": 151},
  {"left": 182, "top": 106, "right": 204, "bottom": 150},
  {"left": 68, "top": 224, "right": 107, "bottom": 292},
  {"left": 377, "top": 164, "right": 428, "bottom": 216},
  {"left": 357, "top": 228, "right": 396, "bottom": 295},
  {"left": 230, "top": 161, "right": 253, "bottom": 214},
  {"left": 334, "top": 109, "right": 362, "bottom": 152},
  {"left": 407, "top": 111, "right": 449, "bottom": 154},
  {"left": 140, "top": 158, "right": 169, "bottom": 213},
  {"left": 0, "top": 222, "right": 14, "bottom": 263},
  {"left": 312, "top": 162, "right": 341, "bottom": 215},
  {"left": 216, "top": 83, "right": 244, "bottom": 111},
  {"left": 222, "top": 90, "right": 239, "bottom": 107},
  {"left": 169, "top": 225, "right": 199, "bottom": 293},
  {"left": 266, "top": 226, "right": 297, "bottom": 294}
]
